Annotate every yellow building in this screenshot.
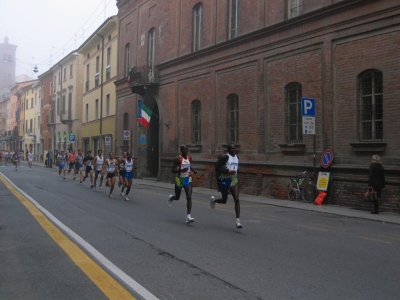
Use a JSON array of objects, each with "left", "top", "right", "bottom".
[
  {"left": 18, "top": 82, "right": 37, "bottom": 154},
  {"left": 78, "top": 16, "right": 118, "bottom": 155}
]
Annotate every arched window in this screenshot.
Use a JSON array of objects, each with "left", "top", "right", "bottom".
[
  {"left": 8, "top": 55, "right": 12, "bottom": 62},
  {"left": 191, "top": 100, "right": 201, "bottom": 143},
  {"left": 3, "top": 54, "right": 7, "bottom": 62},
  {"left": 123, "top": 113, "right": 129, "bottom": 146},
  {"left": 227, "top": 94, "right": 239, "bottom": 143},
  {"left": 125, "top": 43, "right": 130, "bottom": 76},
  {"left": 193, "top": 3, "right": 203, "bottom": 52},
  {"left": 285, "top": 82, "right": 302, "bottom": 144},
  {"left": 358, "top": 70, "right": 383, "bottom": 141},
  {"left": 230, "top": 0, "right": 239, "bottom": 39}
]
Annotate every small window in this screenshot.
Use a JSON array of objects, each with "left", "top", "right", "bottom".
[
  {"left": 106, "top": 94, "right": 110, "bottom": 117},
  {"left": 358, "top": 70, "right": 383, "bottom": 141},
  {"left": 230, "top": 0, "right": 239, "bottom": 39},
  {"left": 95, "top": 99, "right": 99, "bottom": 119},
  {"left": 285, "top": 82, "right": 302, "bottom": 144},
  {"left": 148, "top": 29, "right": 155, "bottom": 70},
  {"left": 108, "top": 35, "right": 111, "bottom": 42},
  {"left": 70, "top": 64, "right": 73, "bottom": 77},
  {"left": 288, "top": 0, "right": 302, "bottom": 19},
  {"left": 85, "top": 104, "right": 89, "bottom": 122},
  {"left": 123, "top": 113, "right": 129, "bottom": 146},
  {"left": 227, "top": 94, "right": 239, "bottom": 143},
  {"left": 191, "top": 100, "right": 201, "bottom": 143},
  {"left": 193, "top": 4, "right": 203, "bottom": 51},
  {"left": 125, "top": 44, "right": 130, "bottom": 76}
]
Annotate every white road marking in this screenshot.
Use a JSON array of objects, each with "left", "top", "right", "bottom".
[{"left": 1, "top": 173, "right": 158, "bottom": 300}]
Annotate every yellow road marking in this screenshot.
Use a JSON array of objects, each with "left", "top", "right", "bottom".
[
  {"left": 296, "top": 224, "right": 328, "bottom": 232},
  {"left": 376, "top": 235, "right": 400, "bottom": 241},
  {"left": 356, "top": 236, "right": 392, "bottom": 244},
  {"left": 0, "top": 174, "right": 136, "bottom": 300}
]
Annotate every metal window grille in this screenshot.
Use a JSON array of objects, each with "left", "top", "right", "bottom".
[
  {"left": 194, "top": 4, "right": 202, "bottom": 51},
  {"left": 289, "top": 0, "right": 302, "bottom": 18},
  {"left": 227, "top": 94, "right": 239, "bottom": 143},
  {"left": 191, "top": 100, "right": 201, "bottom": 143},
  {"left": 286, "top": 83, "right": 302, "bottom": 144},
  {"left": 230, "top": 0, "right": 239, "bottom": 39},
  {"left": 358, "top": 70, "right": 383, "bottom": 141},
  {"left": 123, "top": 113, "right": 129, "bottom": 146}
]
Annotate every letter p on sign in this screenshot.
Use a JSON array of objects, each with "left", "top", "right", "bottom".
[{"left": 301, "top": 98, "right": 316, "bottom": 117}]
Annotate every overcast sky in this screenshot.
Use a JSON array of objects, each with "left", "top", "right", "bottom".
[{"left": 0, "top": 0, "right": 118, "bottom": 79}]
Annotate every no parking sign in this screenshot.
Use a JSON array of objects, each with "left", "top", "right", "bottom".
[{"left": 321, "top": 149, "right": 333, "bottom": 168}]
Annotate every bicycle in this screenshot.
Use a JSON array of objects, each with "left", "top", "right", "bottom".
[{"left": 287, "top": 171, "right": 317, "bottom": 203}]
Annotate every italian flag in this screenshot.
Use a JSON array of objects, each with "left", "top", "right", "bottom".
[{"left": 137, "top": 100, "right": 152, "bottom": 128}]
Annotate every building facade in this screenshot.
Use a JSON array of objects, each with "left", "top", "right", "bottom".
[
  {"left": 0, "top": 36, "right": 17, "bottom": 89},
  {"left": 38, "top": 70, "right": 54, "bottom": 160},
  {"left": 115, "top": 0, "right": 400, "bottom": 211},
  {"left": 78, "top": 16, "right": 118, "bottom": 155},
  {"left": 18, "top": 82, "right": 37, "bottom": 154}
]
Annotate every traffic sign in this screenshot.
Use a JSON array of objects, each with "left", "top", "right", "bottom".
[
  {"left": 123, "top": 130, "right": 130, "bottom": 140},
  {"left": 321, "top": 149, "right": 333, "bottom": 168},
  {"left": 69, "top": 134, "right": 76, "bottom": 143},
  {"left": 302, "top": 116, "right": 315, "bottom": 135},
  {"left": 105, "top": 136, "right": 111, "bottom": 146},
  {"left": 301, "top": 98, "right": 315, "bottom": 117}
]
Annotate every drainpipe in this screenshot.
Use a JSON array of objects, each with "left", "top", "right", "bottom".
[{"left": 97, "top": 33, "right": 104, "bottom": 147}]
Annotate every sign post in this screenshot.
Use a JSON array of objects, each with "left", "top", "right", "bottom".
[{"left": 301, "top": 97, "right": 316, "bottom": 179}]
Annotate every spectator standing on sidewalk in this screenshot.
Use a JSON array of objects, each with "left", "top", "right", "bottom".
[{"left": 368, "top": 154, "right": 385, "bottom": 214}]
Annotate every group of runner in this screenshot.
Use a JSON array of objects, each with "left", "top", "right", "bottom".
[
  {"left": 0, "top": 150, "right": 32, "bottom": 171},
  {"left": 57, "top": 149, "right": 137, "bottom": 201},
  {"left": 168, "top": 144, "right": 242, "bottom": 229}
]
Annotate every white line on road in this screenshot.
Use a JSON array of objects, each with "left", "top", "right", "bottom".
[{"left": 1, "top": 173, "right": 159, "bottom": 300}]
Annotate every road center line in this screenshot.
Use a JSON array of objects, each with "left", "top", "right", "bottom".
[
  {"left": 0, "top": 172, "right": 158, "bottom": 300},
  {"left": 296, "top": 224, "right": 328, "bottom": 232},
  {"left": 356, "top": 236, "right": 392, "bottom": 244}
]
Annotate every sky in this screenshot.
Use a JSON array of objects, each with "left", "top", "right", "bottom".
[{"left": 0, "top": 0, "right": 118, "bottom": 79}]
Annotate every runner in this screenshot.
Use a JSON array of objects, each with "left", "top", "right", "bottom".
[
  {"left": 167, "top": 144, "right": 197, "bottom": 224},
  {"left": 93, "top": 150, "right": 105, "bottom": 189},
  {"left": 57, "top": 151, "right": 67, "bottom": 179},
  {"left": 13, "top": 151, "right": 18, "bottom": 171},
  {"left": 118, "top": 151, "right": 127, "bottom": 189},
  {"left": 83, "top": 150, "right": 94, "bottom": 188},
  {"left": 210, "top": 144, "right": 242, "bottom": 229},
  {"left": 68, "top": 150, "right": 76, "bottom": 175},
  {"left": 121, "top": 152, "right": 136, "bottom": 201},
  {"left": 74, "top": 149, "right": 84, "bottom": 183},
  {"left": 27, "top": 150, "right": 33, "bottom": 170},
  {"left": 104, "top": 152, "right": 118, "bottom": 198}
]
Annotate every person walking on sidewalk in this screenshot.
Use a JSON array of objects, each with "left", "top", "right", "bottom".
[
  {"left": 167, "top": 144, "right": 197, "bottom": 224},
  {"left": 210, "top": 144, "right": 242, "bottom": 229},
  {"left": 368, "top": 154, "right": 385, "bottom": 214}
]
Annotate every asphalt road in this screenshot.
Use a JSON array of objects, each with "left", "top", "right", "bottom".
[{"left": 1, "top": 162, "right": 399, "bottom": 300}]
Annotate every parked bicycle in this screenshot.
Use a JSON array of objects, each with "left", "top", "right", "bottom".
[{"left": 287, "top": 171, "right": 317, "bottom": 203}]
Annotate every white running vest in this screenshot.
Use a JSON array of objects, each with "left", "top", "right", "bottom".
[
  {"left": 96, "top": 156, "right": 104, "bottom": 171},
  {"left": 226, "top": 154, "right": 239, "bottom": 171}
]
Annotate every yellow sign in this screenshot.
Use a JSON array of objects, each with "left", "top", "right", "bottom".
[{"left": 317, "top": 172, "right": 330, "bottom": 191}]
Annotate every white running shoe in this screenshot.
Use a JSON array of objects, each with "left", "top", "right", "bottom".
[
  {"left": 236, "top": 221, "right": 243, "bottom": 229},
  {"left": 121, "top": 192, "right": 125, "bottom": 197},
  {"left": 100, "top": 185, "right": 103, "bottom": 189},
  {"left": 124, "top": 196, "right": 129, "bottom": 201},
  {"left": 210, "top": 196, "right": 215, "bottom": 209},
  {"left": 186, "top": 216, "right": 195, "bottom": 224},
  {"left": 167, "top": 195, "right": 173, "bottom": 207}
]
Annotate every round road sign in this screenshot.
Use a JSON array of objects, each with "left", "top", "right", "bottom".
[{"left": 321, "top": 149, "right": 333, "bottom": 168}]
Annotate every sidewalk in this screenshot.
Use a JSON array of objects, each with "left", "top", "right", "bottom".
[{"left": 31, "top": 161, "right": 400, "bottom": 225}]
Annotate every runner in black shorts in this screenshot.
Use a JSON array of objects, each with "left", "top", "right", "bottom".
[
  {"left": 83, "top": 150, "right": 94, "bottom": 188},
  {"left": 104, "top": 152, "right": 118, "bottom": 198}
]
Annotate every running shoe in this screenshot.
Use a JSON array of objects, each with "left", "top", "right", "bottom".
[
  {"left": 91, "top": 185, "right": 94, "bottom": 188},
  {"left": 186, "top": 216, "right": 195, "bottom": 224},
  {"left": 63, "top": 177, "right": 66, "bottom": 180},
  {"left": 236, "top": 221, "right": 243, "bottom": 229},
  {"left": 210, "top": 196, "right": 215, "bottom": 209},
  {"left": 121, "top": 192, "right": 125, "bottom": 197},
  {"left": 124, "top": 196, "right": 129, "bottom": 201},
  {"left": 100, "top": 185, "right": 103, "bottom": 189},
  {"left": 167, "top": 195, "right": 173, "bottom": 207},
  {"left": 73, "top": 177, "right": 76, "bottom": 180},
  {"left": 80, "top": 180, "right": 83, "bottom": 183}
]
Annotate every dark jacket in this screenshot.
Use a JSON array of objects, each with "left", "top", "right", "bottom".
[{"left": 369, "top": 163, "right": 385, "bottom": 192}]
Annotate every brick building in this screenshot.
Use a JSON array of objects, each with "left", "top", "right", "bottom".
[{"left": 115, "top": 0, "right": 400, "bottom": 211}]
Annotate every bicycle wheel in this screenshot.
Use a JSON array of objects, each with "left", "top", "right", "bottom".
[
  {"left": 287, "top": 181, "right": 298, "bottom": 200},
  {"left": 302, "top": 181, "right": 317, "bottom": 203}
]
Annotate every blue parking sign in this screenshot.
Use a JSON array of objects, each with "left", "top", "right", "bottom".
[{"left": 301, "top": 98, "right": 316, "bottom": 117}]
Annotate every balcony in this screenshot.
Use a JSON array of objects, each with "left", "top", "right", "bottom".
[
  {"left": 129, "top": 66, "right": 159, "bottom": 96},
  {"left": 46, "top": 115, "right": 56, "bottom": 127},
  {"left": 60, "top": 110, "right": 73, "bottom": 125},
  {"left": 27, "top": 129, "right": 35, "bottom": 136}
]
